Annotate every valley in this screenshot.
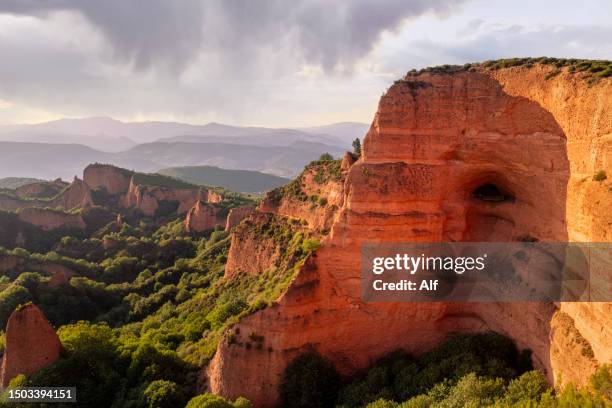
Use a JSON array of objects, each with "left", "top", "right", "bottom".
[{"left": 0, "top": 59, "right": 610, "bottom": 407}]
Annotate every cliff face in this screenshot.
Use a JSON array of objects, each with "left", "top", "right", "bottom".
[
  {"left": 0, "top": 254, "right": 77, "bottom": 283},
  {"left": 18, "top": 207, "right": 86, "bottom": 231},
  {"left": 15, "top": 180, "right": 67, "bottom": 199},
  {"left": 184, "top": 201, "right": 227, "bottom": 232},
  {"left": 52, "top": 177, "right": 93, "bottom": 210},
  {"left": 258, "top": 160, "right": 346, "bottom": 231},
  {"left": 0, "top": 304, "right": 61, "bottom": 387},
  {"left": 0, "top": 177, "right": 92, "bottom": 213},
  {"left": 83, "top": 164, "right": 133, "bottom": 195},
  {"left": 0, "top": 193, "right": 27, "bottom": 212},
  {"left": 225, "top": 205, "right": 255, "bottom": 231},
  {"left": 207, "top": 67, "right": 611, "bottom": 406},
  {"left": 224, "top": 212, "right": 284, "bottom": 279},
  {"left": 122, "top": 179, "right": 202, "bottom": 216}
]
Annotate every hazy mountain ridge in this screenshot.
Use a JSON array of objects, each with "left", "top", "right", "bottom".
[
  {"left": 158, "top": 165, "right": 291, "bottom": 193},
  {"left": 0, "top": 141, "right": 113, "bottom": 180},
  {"left": 117, "top": 141, "right": 345, "bottom": 177},
  {"left": 0, "top": 117, "right": 368, "bottom": 148},
  {"left": 0, "top": 138, "right": 346, "bottom": 181},
  {"left": 0, "top": 130, "right": 136, "bottom": 153},
  {"left": 0, "top": 118, "right": 363, "bottom": 180}
]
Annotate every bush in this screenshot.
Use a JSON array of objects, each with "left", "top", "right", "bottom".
[
  {"left": 352, "top": 138, "right": 362, "bottom": 156},
  {"left": 319, "top": 153, "right": 334, "bottom": 161},
  {"left": 233, "top": 397, "right": 253, "bottom": 408},
  {"left": 400, "top": 394, "right": 434, "bottom": 408},
  {"left": 439, "top": 373, "right": 505, "bottom": 407},
  {"left": 185, "top": 393, "right": 234, "bottom": 408},
  {"left": 280, "top": 352, "right": 341, "bottom": 408},
  {"left": 556, "top": 383, "right": 608, "bottom": 407},
  {"left": 127, "top": 341, "right": 189, "bottom": 384},
  {"left": 0, "top": 285, "right": 32, "bottom": 329},
  {"left": 142, "top": 380, "right": 187, "bottom": 408},
  {"left": 591, "top": 364, "right": 612, "bottom": 401},
  {"left": 502, "top": 370, "right": 550, "bottom": 405},
  {"left": 301, "top": 238, "right": 321, "bottom": 253},
  {"left": 30, "top": 322, "right": 124, "bottom": 407},
  {"left": 593, "top": 170, "right": 607, "bottom": 181},
  {"left": 206, "top": 298, "right": 247, "bottom": 329},
  {"left": 337, "top": 333, "right": 531, "bottom": 407},
  {"left": 365, "top": 399, "right": 398, "bottom": 408}
]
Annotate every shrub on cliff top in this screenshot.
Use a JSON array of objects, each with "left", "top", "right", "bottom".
[
  {"left": 0, "top": 284, "right": 32, "bottom": 329},
  {"left": 403, "top": 57, "right": 612, "bottom": 80},
  {"left": 353, "top": 138, "right": 362, "bottom": 156}
]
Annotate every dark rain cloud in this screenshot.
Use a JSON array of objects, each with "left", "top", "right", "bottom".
[
  {"left": 0, "top": 0, "right": 463, "bottom": 73},
  {"left": 1, "top": 1, "right": 608, "bottom": 125}
]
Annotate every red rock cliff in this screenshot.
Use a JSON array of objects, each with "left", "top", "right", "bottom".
[
  {"left": 258, "top": 160, "right": 346, "bottom": 231},
  {"left": 184, "top": 201, "right": 227, "bottom": 232},
  {"left": 206, "top": 65, "right": 612, "bottom": 406},
  {"left": 0, "top": 177, "right": 92, "bottom": 212},
  {"left": 18, "top": 207, "right": 86, "bottom": 231},
  {"left": 225, "top": 205, "right": 255, "bottom": 231},
  {"left": 83, "top": 164, "right": 133, "bottom": 195},
  {"left": 122, "top": 179, "right": 202, "bottom": 216},
  {"left": 0, "top": 304, "right": 61, "bottom": 387},
  {"left": 52, "top": 177, "right": 93, "bottom": 210}
]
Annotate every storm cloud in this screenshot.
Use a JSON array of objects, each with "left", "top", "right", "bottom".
[
  {"left": 0, "top": 0, "right": 462, "bottom": 73},
  {"left": 0, "top": 1, "right": 609, "bottom": 126}
]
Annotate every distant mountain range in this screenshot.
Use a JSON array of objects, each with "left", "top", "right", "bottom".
[
  {"left": 0, "top": 177, "right": 45, "bottom": 189},
  {"left": 158, "top": 166, "right": 290, "bottom": 193},
  {"left": 0, "top": 117, "right": 367, "bottom": 180},
  {"left": 0, "top": 117, "right": 368, "bottom": 151}
]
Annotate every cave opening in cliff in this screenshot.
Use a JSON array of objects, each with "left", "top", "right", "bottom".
[{"left": 472, "top": 183, "right": 515, "bottom": 203}]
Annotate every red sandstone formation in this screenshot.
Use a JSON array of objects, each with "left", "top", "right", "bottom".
[
  {"left": 225, "top": 205, "right": 255, "bottom": 231},
  {"left": 340, "top": 151, "right": 357, "bottom": 172},
  {"left": 207, "top": 66, "right": 612, "bottom": 406},
  {"left": 122, "top": 179, "right": 202, "bottom": 216},
  {"left": 204, "top": 189, "right": 224, "bottom": 204},
  {"left": 184, "top": 201, "right": 227, "bottom": 232},
  {"left": 0, "top": 304, "right": 61, "bottom": 387},
  {"left": 15, "top": 180, "right": 67, "bottom": 199},
  {"left": 41, "top": 264, "right": 74, "bottom": 287},
  {"left": 52, "top": 177, "right": 93, "bottom": 210},
  {"left": 258, "top": 161, "right": 346, "bottom": 231},
  {"left": 224, "top": 212, "right": 283, "bottom": 279},
  {"left": 83, "top": 163, "right": 133, "bottom": 195},
  {"left": 0, "top": 177, "right": 92, "bottom": 212},
  {"left": 18, "top": 207, "right": 86, "bottom": 231},
  {"left": 0, "top": 255, "right": 76, "bottom": 284}
]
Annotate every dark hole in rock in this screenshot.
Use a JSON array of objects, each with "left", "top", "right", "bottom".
[
  {"left": 473, "top": 183, "right": 515, "bottom": 203},
  {"left": 517, "top": 234, "right": 539, "bottom": 242}
]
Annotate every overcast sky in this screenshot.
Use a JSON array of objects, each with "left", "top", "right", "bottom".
[{"left": 0, "top": 0, "right": 610, "bottom": 127}]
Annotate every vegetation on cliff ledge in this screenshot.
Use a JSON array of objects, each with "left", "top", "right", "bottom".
[
  {"left": 267, "top": 155, "right": 342, "bottom": 207},
  {"left": 280, "top": 333, "right": 612, "bottom": 408},
  {"left": 402, "top": 57, "right": 612, "bottom": 82}
]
